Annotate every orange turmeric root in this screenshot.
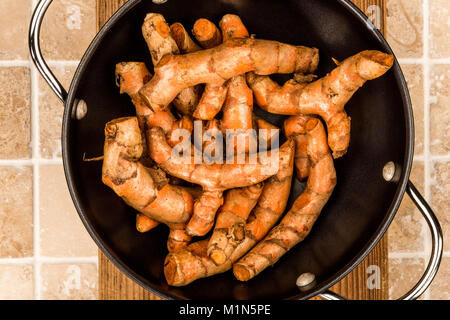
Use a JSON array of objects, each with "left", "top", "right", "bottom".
[
  {"left": 192, "top": 18, "right": 222, "bottom": 49},
  {"left": 220, "top": 14, "right": 250, "bottom": 41},
  {"left": 233, "top": 118, "right": 337, "bottom": 281},
  {"left": 142, "top": 14, "right": 200, "bottom": 116},
  {"left": 202, "top": 119, "right": 223, "bottom": 163},
  {"left": 253, "top": 115, "right": 280, "bottom": 150},
  {"left": 102, "top": 117, "right": 194, "bottom": 226},
  {"left": 284, "top": 115, "right": 312, "bottom": 180},
  {"left": 139, "top": 38, "right": 319, "bottom": 112},
  {"left": 247, "top": 50, "right": 394, "bottom": 158},
  {"left": 222, "top": 75, "right": 255, "bottom": 153},
  {"left": 164, "top": 239, "right": 232, "bottom": 286},
  {"left": 170, "top": 22, "right": 201, "bottom": 53},
  {"left": 136, "top": 214, "right": 159, "bottom": 233},
  {"left": 115, "top": 62, "right": 175, "bottom": 134},
  {"left": 192, "top": 18, "right": 228, "bottom": 120},
  {"left": 163, "top": 142, "right": 294, "bottom": 286},
  {"left": 148, "top": 126, "right": 293, "bottom": 191},
  {"left": 207, "top": 183, "right": 264, "bottom": 265},
  {"left": 148, "top": 126, "right": 294, "bottom": 236}
]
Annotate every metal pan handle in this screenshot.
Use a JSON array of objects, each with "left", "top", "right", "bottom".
[
  {"left": 29, "top": 0, "right": 67, "bottom": 103},
  {"left": 318, "top": 180, "right": 443, "bottom": 300}
]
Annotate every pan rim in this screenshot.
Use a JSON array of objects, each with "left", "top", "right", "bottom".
[{"left": 61, "top": 0, "right": 414, "bottom": 300}]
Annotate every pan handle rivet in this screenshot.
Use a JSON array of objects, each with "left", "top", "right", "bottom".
[
  {"left": 296, "top": 272, "right": 315, "bottom": 287},
  {"left": 383, "top": 161, "right": 396, "bottom": 182},
  {"left": 73, "top": 99, "right": 88, "bottom": 120}
]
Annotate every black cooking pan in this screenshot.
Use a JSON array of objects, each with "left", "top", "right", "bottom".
[{"left": 29, "top": 0, "right": 443, "bottom": 300}]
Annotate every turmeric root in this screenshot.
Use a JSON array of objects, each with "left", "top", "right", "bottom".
[
  {"left": 222, "top": 75, "right": 255, "bottom": 153},
  {"left": 219, "top": 14, "right": 250, "bottom": 42},
  {"left": 187, "top": 190, "right": 224, "bottom": 236},
  {"left": 222, "top": 139, "right": 294, "bottom": 264},
  {"left": 247, "top": 50, "right": 394, "bottom": 158},
  {"left": 142, "top": 14, "right": 200, "bottom": 116},
  {"left": 139, "top": 38, "right": 319, "bottom": 112},
  {"left": 148, "top": 126, "right": 294, "bottom": 235},
  {"left": 148, "top": 126, "right": 293, "bottom": 191},
  {"left": 170, "top": 22, "right": 201, "bottom": 53},
  {"left": 284, "top": 115, "right": 312, "bottom": 180},
  {"left": 202, "top": 119, "right": 223, "bottom": 163},
  {"left": 115, "top": 62, "right": 175, "bottom": 134},
  {"left": 163, "top": 142, "right": 294, "bottom": 285},
  {"left": 192, "top": 18, "right": 222, "bottom": 49},
  {"left": 167, "top": 223, "right": 192, "bottom": 252},
  {"left": 253, "top": 115, "right": 280, "bottom": 150},
  {"left": 102, "top": 117, "right": 194, "bottom": 225},
  {"left": 192, "top": 18, "right": 228, "bottom": 120},
  {"left": 207, "top": 183, "right": 264, "bottom": 265},
  {"left": 164, "top": 239, "right": 232, "bottom": 286},
  {"left": 233, "top": 118, "right": 337, "bottom": 281},
  {"left": 136, "top": 214, "right": 159, "bottom": 233}
]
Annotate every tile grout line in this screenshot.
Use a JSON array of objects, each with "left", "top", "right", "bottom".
[
  {"left": 0, "top": 257, "right": 98, "bottom": 264},
  {"left": 422, "top": 0, "right": 432, "bottom": 300}
]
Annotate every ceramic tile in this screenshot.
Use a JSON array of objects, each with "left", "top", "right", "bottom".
[
  {"left": 401, "top": 64, "right": 424, "bottom": 155},
  {"left": 386, "top": 0, "right": 424, "bottom": 58},
  {"left": 429, "top": 257, "right": 450, "bottom": 299},
  {"left": 430, "top": 161, "right": 450, "bottom": 252},
  {"left": 39, "top": 65, "right": 76, "bottom": 159},
  {"left": 430, "top": 65, "right": 450, "bottom": 155},
  {"left": 0, "top": 265, "right": 33, "bottom": 300},
  {"left": 0, "top": 67, "right": 31, "bottom": 159},
  {"left": 41, "top": 263, "right": 97, "bottom": 300},
  {"left": 39, "top": 165, "right": 97, "bottom": 257},
  {"left": 388, "top": 162, "right": 424, "bottom": 252},
  {"left": 40, "top": 0, "right": 96, "bottom": 60},
  {"left": 0, "top": 0, "right": 31, "bottom": 60},
  {"left": 0, "top": 167, "right": 33, "bottom": 258},
  {"left": 388, "top": 257, "right": 424, "bottom": 299},
  {"left": 430, "top": 0, "right": 450, "bottom": 58}
]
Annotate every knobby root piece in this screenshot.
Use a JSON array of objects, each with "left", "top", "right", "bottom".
[
  {"left": 185, "top": 190, "right": 224, "bottom": 236},
  {"left": 136, "top": 214, "right": 159, "bottom": 233},
  {"left": 167, "top": 116, "right": 194, "bottom": 147},
  {"left": 247, "top": 50, "right": 394, "bottom": 158},
  {"left": 233, "top": 118, "right": 337, "bottom": 281},
  {"left": 202, "top": 119, "right": 223, "bottom": 161},
  {"left": 142, "top": 13, "right": 179, "bottom": 66},
  {"left": 170, "top": 22, "right": 201, "bottom": 53},
  {"left": 139, "top": 38, "right": 319, "bottom": 112},
  {"left": 148, "top": 126, "right": 294, "bottom": 191},
  {"left": 163, "top": 142, "right": 294, "bottom": 286},
  {"left": 192, "top": 18, "right": 222, "bottom": 49},
  {"left": 115, "top": 62, "right": 175, "bottom": 134},
  {"left": 207, "top": 183, "right": 264, "bottom": 265},
  {"left": 102, "top": 117, "right": 193, "bottom": 225},
  {"left": 219, "top": 14, "right": 250, "bottom": 41},
  {"left": 167, "top": 223, "right": 192, "bottom": 252},
  {"left": 193, "top": 84, "right": 229, "bottom": 120},
  {"left": 192, "top": 18, "right": 228, "bottom": 120},
  {"left": 142, "top": 14, "right": 200, "bottom": 116},
  {"left": 226, "top": 140, "right": 294, "bottom": 262},
  {"left": 164, "top": 239, "right": 232, "bottom": 286},
  {"left": 284, "top": 115, "right": 312, "bottom": 180},
  {"left": 253, "top": 115, "right": 280, "bottom": 150},
  {"left": 222, "top": 75, "right": 255, "bottom": 153},
  {"left": 148, "top": 127, "right": 294, "bottom": 236}
]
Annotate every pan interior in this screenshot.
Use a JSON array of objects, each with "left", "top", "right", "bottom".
[{"left": 64, "top": 0, "right": 410, "bottom": 300}]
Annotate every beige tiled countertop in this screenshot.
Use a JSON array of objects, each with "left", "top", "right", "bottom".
[{"left": 0, "top": 0, "right": 448, "bottom": 300}]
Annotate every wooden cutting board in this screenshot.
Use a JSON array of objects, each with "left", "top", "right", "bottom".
[{"left": 97, "top": 0, "right": 388, "bottom": 300}]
